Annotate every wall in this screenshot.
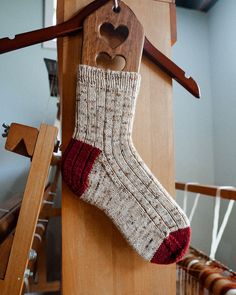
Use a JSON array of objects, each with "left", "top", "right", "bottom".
[
  {"left": 174, "top": 2, "right": 236, "bottom": 269},
  {"left": 208, "top": 0, "right": 236, "bottom": 186},
  {"left": 208, "top": 0, "right": 236, "bottom": 269},
  {"left": 0, "top": 0, "right": 57, "bottom": 202},
  {"left": 173, "top": 7, "right": 215, "bottom": 254}
]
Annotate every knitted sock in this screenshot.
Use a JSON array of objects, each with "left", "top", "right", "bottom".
[{"left": 62, "top": 64, "right": 191, "bottom": 264}]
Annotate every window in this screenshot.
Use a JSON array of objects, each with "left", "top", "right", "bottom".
[{"left": 43, "top": 0, "right": 57, "bottom": 49}]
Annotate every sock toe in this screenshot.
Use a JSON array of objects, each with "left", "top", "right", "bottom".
[{"left": 151, "top": 227, "right": 191, "bottom": 264}]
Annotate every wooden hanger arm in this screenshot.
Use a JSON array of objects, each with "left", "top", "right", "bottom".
[
  {"left": 0, "top": 23, "right": 78, "bottom": 55},
  {"left": 0, "top": 0, "right": 109, "bottom": 54},
  {"left": 0, "top": 0, "right": 200, "bottom": 98},
  {"left": 144, "top": 37, "right": 200, "bottom": 98}
]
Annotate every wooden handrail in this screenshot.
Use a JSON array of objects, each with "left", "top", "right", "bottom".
[{"left": 175, "top": 182, "right": 236, "bottom": 201}]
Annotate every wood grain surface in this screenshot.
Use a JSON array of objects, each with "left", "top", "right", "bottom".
[
  {"left": 5, "top": 123, "right": 39, "bottom": 158},
  {"left": 58, "top": 1, "right": 176, "bottom": 294},
  {"left": 0, "top": 125, "right": 57, "bottom": 294},
  {"left": 82, "top": 0, "right": 144, "bottom": 72}
]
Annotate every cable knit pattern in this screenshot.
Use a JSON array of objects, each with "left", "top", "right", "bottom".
[{"left": 62, "top": 64, "right": 191, "bottom": 264}]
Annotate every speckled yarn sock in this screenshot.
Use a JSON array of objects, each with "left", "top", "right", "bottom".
[{"left": 62, "top": 64, "right": 191, "bottom": 264}]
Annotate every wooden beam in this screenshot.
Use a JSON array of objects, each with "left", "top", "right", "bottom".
[
  {"left": 1, "top": 124, "right": 57, "bottom": 295},
  {"left": 170, "top": 3, "right": 177, "bottom": 45},
  {"left": 58, "top": 0, "right": 176, "bottom": 294},
  {"left": 175, "top": 182, "right": 236, "bottom": 201}
]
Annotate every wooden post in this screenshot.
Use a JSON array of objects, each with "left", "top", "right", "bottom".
[
  {"left": 58, "top": 0, "right": 176, "bottom": 294},
  {"left": 0, "top": 124, "right": 57, "bottom": 295}
]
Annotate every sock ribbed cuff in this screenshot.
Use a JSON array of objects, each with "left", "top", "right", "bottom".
[{"left": 78, "top": 64, "right": 141, "bottom": 94}]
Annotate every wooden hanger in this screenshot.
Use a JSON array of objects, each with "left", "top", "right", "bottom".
[
  {"left": 0, "top": 0, "right": 200, "bottom": 98},
  {"left": 82, "top": 0, "right": 144, "bottom": 72}
]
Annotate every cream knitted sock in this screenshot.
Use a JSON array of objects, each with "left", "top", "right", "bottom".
[{"left": 62, "top": 64, "right": 190, "bottom": 264}]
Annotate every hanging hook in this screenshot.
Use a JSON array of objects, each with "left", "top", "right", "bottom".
[
  {"left": 113, "top": 0, "right": 120, "bottom": 13},
  {"left": 2, "top": 123, "right": 10, "bottom": 138}
]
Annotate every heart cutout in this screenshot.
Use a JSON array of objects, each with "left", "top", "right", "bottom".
[
  {"left": 96, "top": 52, "right": 126, "bottom": 71},
  {"left": 100, "top": 23, "right": 129, "bottom": 49}
]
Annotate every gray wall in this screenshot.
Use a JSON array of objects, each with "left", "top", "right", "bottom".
[
  {"left": 173, "top": 7, "right": 215, "bottom": 255},
  {"left": 208, "top": 0, "right": 236, "bottom": 269},
  {"left": 174, "top": 3, "right": 236, "bottom": 269},
  {"left": 208, "top": 0, "right": 236, "bottom": 186},
  {"left": 0, "top": 0, "right": 57, "bottom": 202},
  {"left": 173, "top": 8, "right": 215, "bottom": 185}
]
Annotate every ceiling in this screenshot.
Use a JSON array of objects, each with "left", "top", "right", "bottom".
[{"left": 175, "top": 0, "right": 219, "bottom": 12}]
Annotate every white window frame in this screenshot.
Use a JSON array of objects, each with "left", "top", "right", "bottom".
[{"left": 43, "top": 0, "right": 57, "bottom": 49}]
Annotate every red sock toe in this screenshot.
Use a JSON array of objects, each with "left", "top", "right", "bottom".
[{"left": 151, "top": 227, "right": 191, "bottom": 264}]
